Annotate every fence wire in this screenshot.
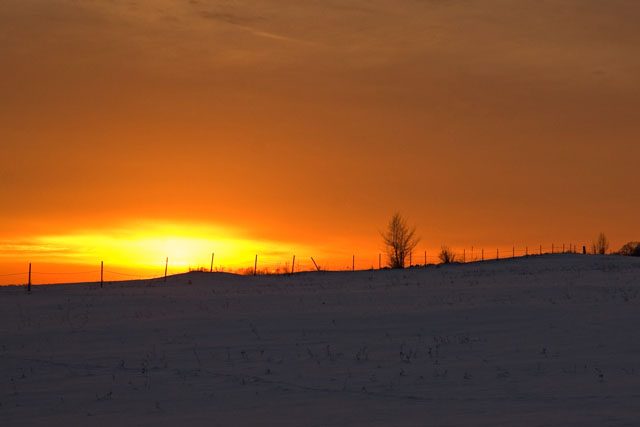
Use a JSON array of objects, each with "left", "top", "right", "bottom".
[{"left": 0, "top": 243, "right": 591, "bottom": 285}]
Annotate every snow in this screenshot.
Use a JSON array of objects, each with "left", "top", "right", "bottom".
[{"left": 1, "top": 254, "right": 640, "bottom": 426}]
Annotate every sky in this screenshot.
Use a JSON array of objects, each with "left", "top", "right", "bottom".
[{"left": 1, "top": 0, "right": 639, "bottom": 283}]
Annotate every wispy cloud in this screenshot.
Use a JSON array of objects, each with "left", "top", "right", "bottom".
[
  {"left": 199, "top": 11, "right": 255, "bottom": 26},
  {"left": 0, "top": 241, "right": 71, "bottom": 256},
  {"left": 235, "top": 25, "right": 318, "bottom": 45},
  {"left": 198, "top": 8, "right": 319, "bottom": 46}
]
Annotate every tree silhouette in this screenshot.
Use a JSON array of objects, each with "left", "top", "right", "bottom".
[
  {"left": 618, "top": 241, "right": 640, "bottom": 257},
  {"left": 381, "top": 213, "right": 420, "bottom": 268},
  {"left": 591, "top": 232, "right": 609, "bottom": 255}
]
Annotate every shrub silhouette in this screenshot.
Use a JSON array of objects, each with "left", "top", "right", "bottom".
[{"left": 438, "top": 246, "right": 456, "bottom": 264}]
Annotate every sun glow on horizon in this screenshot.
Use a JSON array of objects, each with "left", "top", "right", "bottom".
[{"left": 0, "top": 220, "right": 311, "bottom": 272}]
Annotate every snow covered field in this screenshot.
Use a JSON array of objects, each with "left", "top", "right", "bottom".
[{"left": 1, "top": 254, "right": 640, "bottom": 426}]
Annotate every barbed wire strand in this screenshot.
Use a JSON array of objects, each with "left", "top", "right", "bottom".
[{"left": 33, "top": 270, "right": 99, "bottom": 275}]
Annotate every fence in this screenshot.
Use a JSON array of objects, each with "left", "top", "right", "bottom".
[
  {"left": 0, "top": 265, "right": 165, "bottom": 289},
  {"left": 234, "top": 243, "right": 586, "bottom": 274},
  {"left": 0, "top": 242, "right": 592, "bottom": 289}
]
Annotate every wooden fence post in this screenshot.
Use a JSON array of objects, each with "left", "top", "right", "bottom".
[
  {"left": 463, "top": 248, "right": 466, "bottom": 263},
  {"left": 424, "top": 250, "right": 427, "bottom": 266},
  {"left": 291, "top": 255, "right": 295, "bottom": 274},
  {"left": 311, "top": 257, "right": 320, "bottom": 271},
  {"left": 254, "top": 254, "right": 258, "bottom": 276},
  {"left": 481, "top": 248, "right": 484, "bottom": 261},
  {"left": 210, "top": 252, "right": 214, "bottom": 273},
  {"left": 164, "top": 257, "right": 168, "bottom": 282},
  {"left": 352, "top": 255, "right": 355, "bottom": 272},
  {"left": 496, "top": 248, "right": 499, "bottom": 260},
  {"left": 27, "top": 263, "right": 31, "bottom": 293},
  {"left": 101, "top": 261, "right": 103, "bottom": 288}
]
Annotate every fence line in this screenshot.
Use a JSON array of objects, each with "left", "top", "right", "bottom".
[
  {"left": 1, "top": 243, "right": 594, "bottom": 287},
  {"left": 30, "top": 270, "right": 99, "bottom": 275},
  {"left": 0, "top": 271, "right": 29, "bottom": 277},
  {"left": 0, "top": 265, "right": 165, "bottom": 286}
]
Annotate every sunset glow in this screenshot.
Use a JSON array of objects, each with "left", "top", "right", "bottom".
[
  {"left": 1, "top": 0, "right": 639, "bottom": 284},
  {"left": 0, "top": 221, "right": 323, "bottom": 284},
  {"left": 3, "top": 3, "right": 640, "bottom": 425}
]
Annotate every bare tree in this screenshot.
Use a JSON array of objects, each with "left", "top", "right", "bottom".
[
  {"left": 591, "top": 232, "right": 609, "bottom": 255},
  {"left": 618, "top": 241, "right": 640, "bottom": 257},
  {"left": 381, "top": 213, "right": 420, "bottom": 268},
  {"left": 438, "top": 246, "right": 456, "bottom": 264}
]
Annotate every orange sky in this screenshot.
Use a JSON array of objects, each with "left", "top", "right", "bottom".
[{"left": 1, "top": 1, "right": 639, "bottom": 284}]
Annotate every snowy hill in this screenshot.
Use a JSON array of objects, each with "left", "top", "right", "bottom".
[{"left": 1, "top": 254, "right": 640, "bottom": 426}]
